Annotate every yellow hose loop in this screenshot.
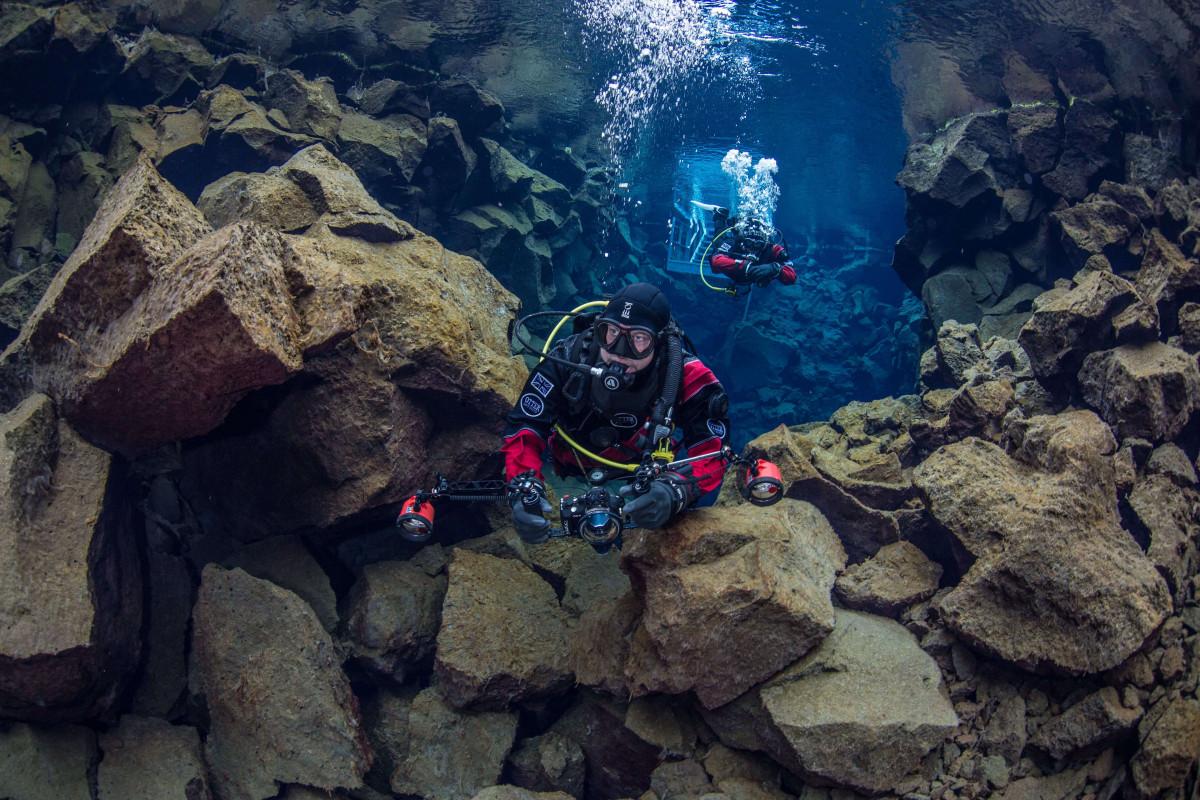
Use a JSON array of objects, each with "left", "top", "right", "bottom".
[
  {"left": 541, "top": 300, "right": 638, "bottom": 473},
  {"left": 696, "top": 226, "right": 739, "bottom": 296}
]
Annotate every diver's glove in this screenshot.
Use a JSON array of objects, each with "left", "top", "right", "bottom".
[
  {"left": 509, "top": 472, "right": 552, "bottom": 544},
  {"left": 770, "top": 244, "right": 789, "bottom": 261},
  {"left": 620, "top": 471, "right": 697, "bottom": 529},
  {"left": 745, "top": 263, "right": 782, "bottom": 286}
]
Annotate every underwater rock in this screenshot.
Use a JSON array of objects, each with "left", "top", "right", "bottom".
[
  {"left": 435, "top": 550, "right": 572, "bottom": 710},
  {"left": 1078, "top": 342, "right": 1200, "bottom": 442},
  {"left": 897, "top": 113, "right": 1017, "bottom": 208},
  {"left": 0, "top": 394, "right": 141, "bottom": 723},
  {"left": 916, "top": 413, "right": 1117, "bottom": 560},
  {"left": 357, "top": 78, "right": 431, "bottom": 120},
  {"left": 432, "top": 80, "right": 505, "bottom": 137},
  {"left": 621, "top": 502, "right": 842, "bottom": 710},
  {"left": 1135, "top": 228, "right": 1200, "bottom": 335},
  {"left": 468, "top": 788, "right": 574, "bottom": 800},
  {"left": 337, "top": 110, "right": 427, "bottom": 187},
  {"left": 1041, "top": 101, "right": 1118, "bottom": 201},
  {"left": 546, "top": 692, "right": 662, "bottom": 800},
  {"left": 4, "top": 155, "right": 211, "bottom": 410},
  {"left": 568, "top": 587, "right": 642, "bottom": 697},
  {"left": 97, "top": 715, "right": 211, "bottom": 800},
  {"left": 1017, "top": 270, "right": 1137, "bottom": 387},
  {"left": 417, "top": 116, "right": 478, "bottom": 208},
  {"left": 61, "top": 221, "right": 302, "bottom": 454},
  {"left": 916, "top": 411, "right": 1171, "bottom": 674},
  {"left": 1028, "top": 687, "right": 1142, "bottom": 761},
  {"left": 9, "top": 159, "right": 54, "bottom": 259},
  {"left": 1052, "top": 195, "right": 1143, "bottom": 270},
  {"left": 0, "top": 722, "right": 96, "bottom": 800},
  {"left": 1124, "top": 133, "right": 1185, "bottom": 192},
  {"left": 197, "top": 170, "right": 318, "bottom": 233},
  {"left": 224, "top": 535, "right": 338, "bottom": 632},
  {"left": 704, "top": 609, "right": 957, "bottom": 795},
  {"left": 1126, "top": 474, "right": 1198, "bottom": 597},
  {"left": 1007, "top": 105, "right": 1061, "bottom": 175},
  {"left": 651, "top": 759, "right": 716, "bottom": 798},
  {"left": 53, "top": 151, "right": 114, "bottom": 255},
  {"left": 262, "top": 68, "right": 342, "bottom": 141},
  {"left": 178, "top": 346, "right": 432, "bottom": 541},
  {"left": 389, "top": 687, "right": 518, "bottom": 800},
  {"left": 1130, "top": 695, "right": 1200, "bottom": 799},
  {"left": 0, "top": 263, "right": 53, "bottom": 337},
  {"left": 834, "top": 541, "right": 943, "bottom": 618},
  {"left": 119, "top": 30, "right": 215, "bottom": 106},
  {"left": 128, "top": 548, "right": 192, "bottom": 718},
  {"left": 279, "top": 143, "right": 410, "bottom": 242},
  {"left": 192, "top": 565, "right": 370, "bottom": 800},
  {"left": 342, "top": 559, "right": 447, "bottom": 682},
  {"left": 508, "top": 732, "right": 586, "bottom": 798},
  {"left": 197, "top": 85, "right": 317, "bottom": 168},
  {"left": 922, "top": 265, "right": 989, "bottom": 327}
]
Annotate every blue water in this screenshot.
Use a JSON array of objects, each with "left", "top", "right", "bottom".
[{"left": 591, "top": 0, "right": 918, "bottom": 444}]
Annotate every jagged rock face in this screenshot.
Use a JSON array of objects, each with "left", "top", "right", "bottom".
[
  {"left": 388, "top": 687, "right": 519, "bottom": 800},
  {"left": 507, "top": 732, "right": 586, "bottom": 798},
  {"left": 834, "top": 541, "right": 943, "bottom": 617},
  {"left": 546, "top": 692, "right": 663, "bottom": 800},
  {"left": 0, "top": 393, "right": 141, "bottom": 723},
  {"left": 621, "top": 502, "right": 843, "bottom": 709},
  {"left": 1027, "top": 687, "right": 1142, "bottom": 761},
  {"left": 1130, "top": 695, "right": 1200, "bottom": 799},
  {"left": 342, "top": 559, "right": 447, "bottom": 681},
  {"left": 434, "top": 549, "right": 572, "bottom": 710},
  {"left": 97, "top": 716, "right": 212, "bottom": 800},
  {"left": 915, "top": 413, "right": 1171, "bottom": 674},
  {"left": 704, "top": 610, "right": 958, "bottom": 795},
  {"left": 1078, "top": 342, "right": 1200, "bottom": 442},
  {"left": 192, "top": 565, "right": 371, "bottom": 800},
  {"left": 0, "top": 722, "right": 96, "bottom": 800},
  {"left": 1127, "top": 474, "right": 1199, "bottom": 597}
]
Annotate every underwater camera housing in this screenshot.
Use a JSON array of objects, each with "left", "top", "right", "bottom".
[
  {"left": 741, "top": 458, "right": 784, "bottom": 506},
  {"left": 560, "top": 486, "right": 625, "bottom": 553}
]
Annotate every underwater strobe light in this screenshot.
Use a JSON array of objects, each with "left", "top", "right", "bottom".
[
  {"left": 741, "top": 458, "right": 784, "bottom": 506},
  {"left": 396, "top": 495, "right": 435, "bottom": 542}
]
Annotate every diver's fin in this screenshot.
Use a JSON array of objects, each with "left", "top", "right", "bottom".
[{"left": 689, "top": 200, "right": 721, "bottom": 212}]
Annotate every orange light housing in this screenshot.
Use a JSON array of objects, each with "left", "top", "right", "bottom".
[
  {"left": 743, "top": 459, "right": 784, "bottom": 506},
  {"left": 396, "top": 495, "right": 435, "bottom": 542}
]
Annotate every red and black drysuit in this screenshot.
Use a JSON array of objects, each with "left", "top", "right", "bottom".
[
  {"left": 500, "top": 333, "right": 731, "bottom": 497},
  {"left": 710, "top": 232, "right": 797, "bottom": 286}
]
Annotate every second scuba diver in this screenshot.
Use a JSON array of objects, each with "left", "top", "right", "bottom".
[
  {"left": 706, "top": 206, "right": 797, "bottom": 288},
  {"left": 500, "top": 283, "right": 731, "bottom": 543}
]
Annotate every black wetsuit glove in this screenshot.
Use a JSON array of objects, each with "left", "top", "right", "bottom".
[
  {"left": 745, "top": 263, "right": 782, "bottom": 286},
  {"left": 509, "top": 474, "right": 552, "bottom": 544},
  {"left": 619, "top": 472, "right": 697, "bottom": 529}
]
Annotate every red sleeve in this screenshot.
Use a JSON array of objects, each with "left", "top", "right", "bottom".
[
  {"left": 710, "top": 253, "right": 746, "bottom": 280},
  {"left": 685, "top": 436, "right": 726, "bottom": 493},
  {"left": 501, "top": 428, "right": 546, "bottom": 481},
  {"left": 768, "top": 244, "right": 788, "bottom": 262},
  {"left": 681, "top": 360, "right": 719, "bottom": 402},
  {"left": 779, "top": 264, "right": 796, "bottom": 285}
]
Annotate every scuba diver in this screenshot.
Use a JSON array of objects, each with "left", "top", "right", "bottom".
[
  {"left": 701, "top": 204, "right": 797, "bottom": 288},
  {"left": 500, "top": 283, "right": 731, "bottom": 544}
]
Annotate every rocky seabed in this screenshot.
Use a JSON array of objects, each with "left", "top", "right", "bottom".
[{"left": 0, "top": 2, "right": 1198, "bottom": 800}]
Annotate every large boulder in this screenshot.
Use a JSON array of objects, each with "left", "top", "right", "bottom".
[
  {"left": 621, "top": 502, "right": 844, "bottom": 709},
  {"left": 389, "top": 687, "right": 519, "bottom": 800},
  {"left": 1052, "top": 195, "right": 1142, "bottom": 269},
  {"left": 1041, "top": 101, "right": 1117, "bottom": 201},
  {"left": 897, "top": 114, "right": 1016, "bottom": 208},
  {"left": 97, "top": 716, "right": 211, "bottom": 800},
  {"left": 1007, "top": 105, "right": 1061, "bottom": 175},
  {"left": 1017, "top": 270, "right": 1139, "bottom": 386},
  {"left": 507, "top": 732, "right": 586, "bottom": 798},
  {"left": 1078, "top": 342, "right": 1200, "bottom": 442},
  {"left": 262, "top": 69, "right": 342, "bottom": 141},
  {"left": 1130, "top": 695, "right": 1200, "bottom": 799},
  {"left": 704, "top": 610, "right": 958, "bottom": 795},
  {"left": 0, "top": 722, "right": 96, "bottom": 800},
  {"left": 342, "top": 559, "right": 447, "bottom": 681},
  {"left": 57, "top": 221, "right": 304, "bottom": 454},
  {"left": 1135, "top": 228, "right": 1200, "bottom": 333},
  {"left": 546, "top": 692, "right": 663, "bottom": 800},
  {"left": 916, "top": 414, "right": 1171, "bottom": 674},
  {"left": 1028, "top": 687, "right": 1141, "bottom": 761},
  {"left": 0, "top": 394, "right": 141, "bottom": 722},
  {"left": 2, "top": 155, "right": 211, "bottom": 409},
  {"left": 337, "top": 111, "right": 427, "bottom": 188},
  {"left": 192, "top": 565, "right": 371, "bottom": 800},
  {"left": 434, "top": 550, "right": 572, "bottom": 709},
  {"left": 1126, "top": 474, "right": 1199, "bottom": 596},
  {"left": 834, "top": 541, "right": 943, "bottom": 617}
]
